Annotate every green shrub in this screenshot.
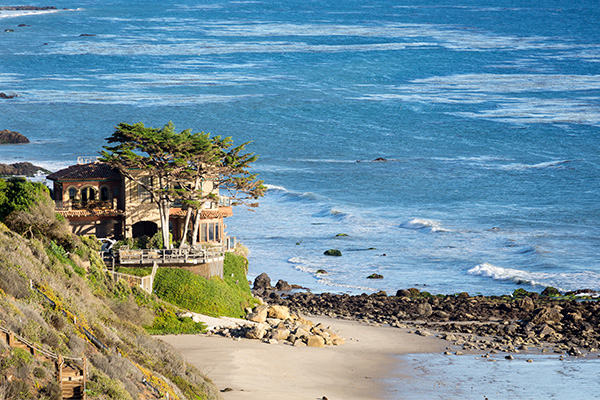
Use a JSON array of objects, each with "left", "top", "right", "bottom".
[
  {"left": 153, "top": 253, "right": 257, "bottom": 318},
  {"left": 145, "top": 305, "right": 206, "bottom": 335}
]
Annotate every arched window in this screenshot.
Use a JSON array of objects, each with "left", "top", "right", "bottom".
[
  {"left": 81, "top": 187, "right": 97, "bottom": 204},
  {"left": 68, "top": 187, "right": 77, "bottom": 201}
]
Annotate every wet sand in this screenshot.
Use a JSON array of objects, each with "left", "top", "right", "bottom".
[{"left": 160, "top": 316, "right": 446, "bottom": 400}]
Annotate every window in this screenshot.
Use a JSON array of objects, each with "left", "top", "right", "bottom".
[
  {"left": 215, "top": 222, "right": 221, "bottom": 242},
  {"left": 100, "top": 186, "right": 110, "bottom": 201},
  {"left": 138, "top": 176, "right": 152, "bottom": 203},
  {"left": 81, "top": 187, "right": 96, "bottom": 203},
  {"left": 68, "top": 188, "right": 77, "bottom": 200},
  {"left": 200, "top": 223, "right": 207, "bottom": 242},
  {"left": 208, "top": 223, "right": 215, "bottom": 241}
]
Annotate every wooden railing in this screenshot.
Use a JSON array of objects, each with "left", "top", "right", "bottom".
[
  {"left": 118, "top": 246, "right": 224, "bottom": 266},
  {"left": 108, "top": 262, "right": 158, "bottom": 294}
]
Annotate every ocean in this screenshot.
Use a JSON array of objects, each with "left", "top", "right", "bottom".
[
  {"left": 3, "top": 0, "right": 597, "bottom": 297},
  {"left": 1, "top": 0, "right": 599, "bottom": 397}
]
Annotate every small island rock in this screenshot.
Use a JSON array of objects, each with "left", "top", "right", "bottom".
[
  {"left": 0, "top": 129, "right": 29, "bottom": 144},
  {"left": 323, "top": 249, "right": 342, "bottom": 257}
]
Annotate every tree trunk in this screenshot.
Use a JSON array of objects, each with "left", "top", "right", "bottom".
[
  {"left": 180, "top": 207, "right": 193, "bottom": 248},
  {"left": 191, "top": 209, "right": 201, "bottom": 246}
]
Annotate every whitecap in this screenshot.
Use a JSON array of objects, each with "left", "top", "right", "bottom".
[
  {"left": 400, "top": 218, "right": 449, "bottom": 233},
  {"left": 467, "top": 263, "right": 600, "bottom": 292}
]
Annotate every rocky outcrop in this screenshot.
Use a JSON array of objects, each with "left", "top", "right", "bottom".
[
  {"left": 0, "top": 130, "right": 29, "bottom": 144},
  {"left": 261, "top": 286, "right": 600, "bottom": 356},
  {"left": 323, "top": 249, "right": 342, "bottom": 256},
  {"left": 0, "top": 162, "right": 49, "bottom": 177},
  {"left": 0, "top": 93, "right": 18, "bottom": 99}
]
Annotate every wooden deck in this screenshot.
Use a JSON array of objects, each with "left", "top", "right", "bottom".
[{"left": 118, "top": 246, "right": 224, "bottom": 266}]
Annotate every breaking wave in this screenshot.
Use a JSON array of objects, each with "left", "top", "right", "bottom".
[
  {"left": 400, "top": 218, "right": 449, "bottom": 233},
  {"left": 467, "top": 263, "right": 600, "bottom": 293}
]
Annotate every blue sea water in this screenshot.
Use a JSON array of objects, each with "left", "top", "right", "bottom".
[{"left": 0, "top": 0, "right": 599, "bottom": 298}]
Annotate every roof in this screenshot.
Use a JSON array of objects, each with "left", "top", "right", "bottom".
[{"left": 47, "top": 162, "right": 122, "bottom": 182}]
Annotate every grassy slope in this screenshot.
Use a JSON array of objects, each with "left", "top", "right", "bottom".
[{"left": 0, "top": 223, "right": 221, "bottom": 400}]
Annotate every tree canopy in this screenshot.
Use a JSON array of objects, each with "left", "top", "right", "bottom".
[{"left": 100, "top": 122, "right": 265, "bottom": 249}]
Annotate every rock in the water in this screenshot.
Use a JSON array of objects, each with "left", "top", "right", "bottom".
[
  {"left": 0, "top": 93, "right": 18, "bottom": 99},
  {"left": 253, "top": 272, "right": 272, "bottom": 290},
  {"left": 366, "top": 273, "right": 383, "bottom": 279},
  {"left": 373, "top": 157, "right": 387, "bottom": 162},
  {"left": 0, "top": 162, "right": 49, "bottom": 177},
  {"left": 0, "top": 129, "right": 29, "bottom": 144},
  {"left": 323, "top": 249, "right": 342, "bottom": 257},
  {"left": 275, "top": 279, "right": 292, "bottom": 291},
  {"left": 316, "top": 269, "right": 327, "bottom": 274}
]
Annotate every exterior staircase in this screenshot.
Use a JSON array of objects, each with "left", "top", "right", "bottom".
[
  {"left": 1, "top": 325, "right": 87, "bottom": 400},
  {"left": 58, "top": 359, "right": 87, "bottom": 400}
]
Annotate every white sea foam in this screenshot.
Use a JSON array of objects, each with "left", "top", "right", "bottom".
[
  {"left": 287, "top": 258, "right": 375, "bottom": 292},
  {"left": 498, "top": 160, "right": 575, "bottom": 171},
  {"left": 15, "top": 90, "right": 258, "bottom": 106},
  {"left": 468, "top": 263, "right": 600, "bottom": 292},
  {"left": 46, "top": 40, "right": 435, "bottom": 56},
  {"left": 400, "top": 218, "right": 449, "bottom": 233},
  {"left": 356, "top": 74, "right": 600, "bottom": 127},
  {"left": 0, "top": 9, "right": 62, "bottom": 18}
]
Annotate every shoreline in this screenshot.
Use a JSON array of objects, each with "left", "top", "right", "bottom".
[{"left": 160, "top": 315, "right": 446, "bottom": 400}]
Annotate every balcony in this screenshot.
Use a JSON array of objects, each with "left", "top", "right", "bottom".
[{"left": 54, "top": 199, "right": 122, "bottom": 217}]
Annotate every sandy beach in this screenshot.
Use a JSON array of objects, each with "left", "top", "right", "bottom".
[{"left": 160, "top": 316, "right": 446, "bottom": 400}]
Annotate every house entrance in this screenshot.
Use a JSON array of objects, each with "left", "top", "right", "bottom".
[{"left": 132, "top": 221, "right": 158, "bottom": 238}]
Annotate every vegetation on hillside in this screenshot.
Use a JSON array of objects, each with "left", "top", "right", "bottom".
[
  {"left": 153, "top": 253, "right": 258, "bottom": 318},
  {"left": 0, "top": 178, "right": 224, "bottom": 399}
]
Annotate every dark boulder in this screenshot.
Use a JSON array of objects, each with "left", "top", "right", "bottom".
[
  {"left": 253, "top": 273, "right": 272, "bottom": 290},
  {"left": 323, "top": 249, "right": 342, "bottom": 257},
  {"left": 541, "top": 287, "right": 561, "bottom": 297},
  {"left": 373, "top": 157, "right": 387, "bottom": 162},
  {"left": 366, "top": 273, "right": 383, "bottom": 279},
  {"left": 0, "top": 129, "right": 29, "bottom": 144},
  {"left": 275, "top": 279, "right": 292, "bottom": 291}
]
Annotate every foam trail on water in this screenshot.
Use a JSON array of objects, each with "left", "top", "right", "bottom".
[{"left": 468, "top": 263, "right": 600, "bottom": 293}]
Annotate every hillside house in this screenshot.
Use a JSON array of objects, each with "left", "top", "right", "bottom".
[{"left": 47, "top": 161, "right": 234, "bottom": 249}]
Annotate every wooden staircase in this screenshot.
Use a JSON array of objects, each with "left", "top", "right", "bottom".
[
  {"left": 58, "top": 358, "right": 87, "bottom": 400},
  {"left": 1, "top": 325, "right": 87, "bottom": 400}
]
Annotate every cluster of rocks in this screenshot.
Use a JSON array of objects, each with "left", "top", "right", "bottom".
[
  {"left": 0, "top": 93, "right": 18, "bottom": 99},
  {"left": 202, "top": 304, "right": 346, "bottom": 348},
  {"left": 254, "top": 273, "right": 600, "bottom": 357}
]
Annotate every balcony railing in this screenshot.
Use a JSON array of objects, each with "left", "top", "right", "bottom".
[{"left": 55, "top": 199, "right": 117, "bottom": 212}]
